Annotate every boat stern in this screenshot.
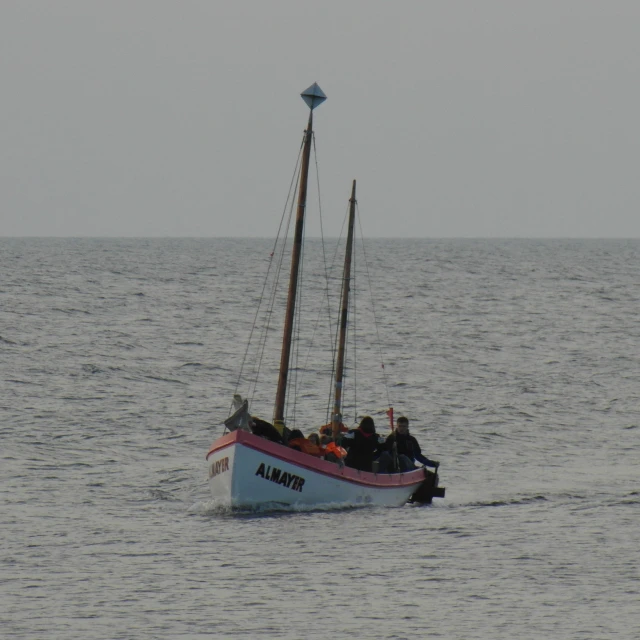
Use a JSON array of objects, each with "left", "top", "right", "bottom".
[{"left": 408, "top": 468, "right": 446, "bottom": 504}]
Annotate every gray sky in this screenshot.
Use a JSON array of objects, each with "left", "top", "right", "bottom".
[{"left": 2, "top": 1, "right": 639, "bottom": 238}]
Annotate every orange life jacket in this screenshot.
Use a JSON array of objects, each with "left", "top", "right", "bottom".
[
  {"left": 319, "top": 422, "right": 348, "bottom": 436},
  {"left": 288, "top": 437, "right": 326, "bottom": 458},
  {"left": 324, "top": 441, "right": 347, "bottom": 459}
]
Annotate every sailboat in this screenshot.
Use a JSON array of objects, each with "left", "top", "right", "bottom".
[{"left": 206, "top": 83, "right": 445, "bottom": 509}]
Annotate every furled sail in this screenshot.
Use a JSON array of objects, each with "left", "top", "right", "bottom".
[{"left": 224, "top": 394, "right": 251, "bottom": 432}]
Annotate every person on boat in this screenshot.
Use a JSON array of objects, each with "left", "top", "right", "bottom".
[
  {"left": 287, "top": 429, "right": 305, "bottom": 450},
  {"left": 319, "top": 421, "right": 349, "bottom": 438},
  {"left": 323, "top": 440, "right": 348, "bottom": 463},
  {"left": 380, "top": 416, "right": 439, "bottom": 472},
  {"left": 287, "top": 430, "right": 326, "bottom": 458},
  {"left": 342, "top": 416, "right": 385, "bottom": 472},
  {"left": 250, "top": 416, "right": 284, "bottom": 444}
]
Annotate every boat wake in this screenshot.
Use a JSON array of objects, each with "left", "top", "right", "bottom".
[
  {"left": 189, "top": 498, "right": 382, "bottom": 517},
  {"left": 446, "top": 495, "right": 549, "bottom": 510}
]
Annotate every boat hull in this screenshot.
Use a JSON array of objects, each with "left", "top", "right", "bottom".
[{"left": 206, "top": 430, "right": 439, "bottom": 509}]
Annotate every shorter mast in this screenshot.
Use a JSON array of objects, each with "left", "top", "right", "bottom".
[
  {"left": 273, "top": 83, "right": 326, "bottom": 427},
  {"left": 332, "top": 180, "right": 357, "bottom": 438}
]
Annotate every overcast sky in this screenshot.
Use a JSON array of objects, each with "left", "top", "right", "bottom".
[{"left": 2, "top": 1, "right": 639, "bottom": 238}]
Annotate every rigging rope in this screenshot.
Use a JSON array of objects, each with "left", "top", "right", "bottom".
[
  {"left": 228, "top": 132, "right": 392, "bottom": 433},
  {"left": 352, "top": 232, "right": 358, "bottom": 422},
  {"left": 324, "top": 203, "right": 350, "bottom": 425},
  {"left": 230, "top": 140, "right": 304, "bottom": 418},
  {"left": 253, "top": 178, "right": 297, "bottom": 408},
  {"left": 287, "top": 218, "right": 305, "bottom": 428},
  {"left": 292, "top": 133, "right": 343, "bottom": 427},
  {"left": 356, "top": 204, "right": 392, "bottom": 410}
]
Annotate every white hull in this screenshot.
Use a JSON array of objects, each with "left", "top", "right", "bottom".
[{"left": 206, "top": 430, "right": 429, "bottom": 509}]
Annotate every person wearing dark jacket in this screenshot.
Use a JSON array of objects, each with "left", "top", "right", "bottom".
[
  {"left": 343, "top": 416, "right": 384, "bottom": 472},
  {"left": 382, "top": 416, "right": 439, "bottom": 472}
]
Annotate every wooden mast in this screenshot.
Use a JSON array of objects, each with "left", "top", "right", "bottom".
[
  {"left": 332, "top": 180, "right": 357, "bottom": 438},
  {"left": 274, "top": 83, "right": 326, "bottom": 426}
]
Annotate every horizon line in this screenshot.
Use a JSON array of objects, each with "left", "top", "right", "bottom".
[{"left": 2, "top": 235, "right": 640, "bottom": 241}]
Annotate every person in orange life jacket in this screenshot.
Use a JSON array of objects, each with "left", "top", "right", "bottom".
[
  {"left": 319, "top": 422, "right": 349, "bottom": 436},
  {"left": 342, "top": 416, "right": 385, "bottom": 472},
  {"left": 380, "top": 416, "right": 439, "bottom": 472},
  {"left": 318, "top": 421, "right": 348, "bottom": 445},
  {"left": 287, "top": 430, "right": 326, "bottom": 458}
]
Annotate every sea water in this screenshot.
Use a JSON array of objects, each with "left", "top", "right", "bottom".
[{"left": 1, "top": 238, "right": 638, "bottom": 639}]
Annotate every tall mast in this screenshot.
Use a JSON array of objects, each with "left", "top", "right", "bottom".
[
  {"left": 332, "top": 180, "right": 357, "bottom": 438},
  {"left": 274, "top": 83, "right": 326, "bottom": 425}
]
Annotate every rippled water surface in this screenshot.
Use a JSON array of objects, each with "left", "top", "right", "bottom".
[{"left": 1, "top": 238, "right": 639, "bottom": 639}]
